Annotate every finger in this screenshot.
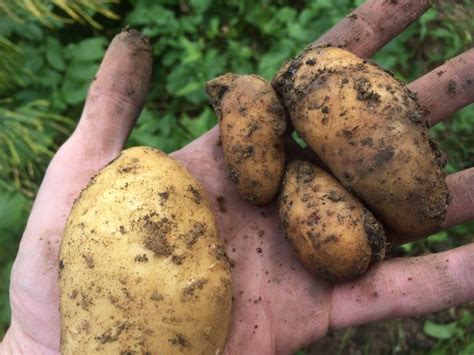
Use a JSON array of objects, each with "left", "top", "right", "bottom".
[
  {"left": 330, "top": 243, "right": 474, "bottom": 329},
  {"left": 408, "top": 49, "right": 474, "bottom": 126},
  {"left": 21, "top": 29, "right": 152, "bottom": 255},
  {"left": 9, "top": 29, "right": 152, "bottom": 349},
  {"left": 444, "top": 167, "right": 474, "bottom": 229},
  {"left": 18, "top": 28, "right": 152, "bottom": 268},
  {"left": 73, "top": 28, "right": 152, "bottom": 153},
  {"left": 312, "top": 0, "right": 432, "bottom": 58}
]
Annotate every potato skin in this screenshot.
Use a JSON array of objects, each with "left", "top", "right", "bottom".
[
  {"left": 279, "top": 161, "right": 385, "bottom": 282},
  {"left": 206, "top": 73, "right": 287, "bottom": 205},
  {"left": 59, "top": 147, "right": 232, "bottom": 354},
  {"left": 273, "top": 46, "right": 449, "bottom": 238}
]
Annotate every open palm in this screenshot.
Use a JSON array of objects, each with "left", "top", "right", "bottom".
[{"left": 2, "top": 1, "right": 474, "bottom": 354}]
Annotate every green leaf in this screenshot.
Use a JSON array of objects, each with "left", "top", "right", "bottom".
[
  {"left": 206, "top": 17, "right": 220, "bottom": 38},
  {"left": 459, "top": 310, "right": 472, "bottom": 327},
  {"left": 423, "top": 321, "right": 459, "bottom": 340},
  {"left": 460, "top": 341, "right": 474, "bottom": 355},
  {"left": 399, "top": 242, "right": 414, "bottom": 252},
  {"left": 427, "top": 231, "right": 448, "bottom": 243},
  {"left": 0, "top": 261, "right": 13, "bottom": 333},
  {"left": 45, "top": 37, "right": 65, "bottom": 71},
  {"left": 39, "top": 68, "right": 62, "bottom": 87},
  {"left": 181, "top": 107, "right": 217, "bottom": 137},
  {"left": 0, "top": 192, "right": 29, "bottom": 234},
  {"left": 22, "top": 44, "right": 45, "bottom": 72},
  {"left": 126, "top": 3, "right": 179, "bottom": 34},
  {"left": 17, "top": 23, "right": 44, "bottom": 41},
  {"left": 166, "top": 65, "right": 194, "bottom": 95},
  {"left": 0, "top": 15, "right": 16, "bottom": 37},
  {"left": 65, "top": 37, "right": 106, "bottom": 62},
  {"left": 258, "top": 40, "right": 294, "bottom": 80},
  {"left": 287, "top": 23, "right": 308, "bottom": 41},
  {"left": 176, "top": 81, "right": 202, "bottom": 97},
  {"left": 275, "top": 7, "right": 297, "bottom": 23},
  {"left": 292, "top": 131, "right": 307, "bottom": 148},
  {"left": 203, "top": 48, "right": 226, "bottom": 78},
  {"left": 67, "top": 62, "right": 99, "bottom": 81},
  {"left": 180, "top": 37, "right": 203, "bottom": 64},
  {"left": 190, "top": 0, "right": 212, "bottom": 14},
  {"left": 60, "top": 80, "right": 90, "bottom": 105}
]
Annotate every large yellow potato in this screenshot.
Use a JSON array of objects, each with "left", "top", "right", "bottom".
[
  {"left": 206, "top": 73, "right": 287, "bottom": 205},
  {"left": 273, "top": 46, "right": 449, "bottom": 239},
  {"left": 59, "top": 147, "right": 232, "bottom": 354},
  {"left": 279, "top": 161, "right": 385, "bottom": 282}
]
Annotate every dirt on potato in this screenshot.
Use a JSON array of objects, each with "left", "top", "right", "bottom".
[
  {"left": 273, "top": 45, "right": 449, "bottom": 239},
  {"left": 279, "top": 160, "right": 385, "bottom": 282},
  {"left": 60, "top": 147, "right": 232, "bottom": 354},
  {"left": 206, "top": 73, "right": 287, "bottom": 205}
]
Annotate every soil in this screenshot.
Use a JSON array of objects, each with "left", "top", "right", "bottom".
[
  {"left": 216, "top": 196, "right": 226, "bottom": 212},
  {"left": 142, "top": 216, "right": 174, "bottom": 256},
  {"left": 82, "top": 253, "right": 95, "bottom": 269},
  {"left": 149, "top": 291, "right": 163, "bottom": 301},
  {"left": 134, "top": 254, "right": 148, "bottom": 263},
  {"left": 373, "top": 146, "right": 395, "bottom": 167},
  {"left": 353, "top": 77, "right": 381, "bottom": 105},
  {"left": 182, "top": 278, "right": 207, "bottom": 296},
  {"left": 187, "top": 185, "right": 202, "bottom": 204},
  {"left": 447, "top": 79, "right": 457, "bottom": 96},
  {"left": 362, "top": 212, "right": 386, "bottom": 263},
  {"left": 168, "top": 333, "right": 189, "bottom": 349},
  {"left": 184, "top": 222, "right": 205, "bottom": 247}
]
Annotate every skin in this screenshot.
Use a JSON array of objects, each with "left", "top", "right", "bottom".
[
  {"left": 60, "top": 147, "right": 231, "bottom": 354},
  {"left": 205, "top": 74, "right": 287, "bottom": 205},
  {"left": 273, "top": 46, "right": 449, "bottom": 239},
  {"left": 1, "top": 1, "right": 473, "bottom": 354},
  {"left": 279, "top": 161, "right": 385, "bottom": 282}
]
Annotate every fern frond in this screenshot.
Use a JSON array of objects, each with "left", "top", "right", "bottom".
[
  {"left": 0, "top": 0, "right": 120, "bottom": 29},
  {"left": 0, "top": 100, "right": 73, "bottom": 195},
  {"left": 0, "top": 37, "right": 27, "bottom": 92}
]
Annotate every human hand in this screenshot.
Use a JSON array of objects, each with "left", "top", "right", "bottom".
[{"left": 1, "top": 1, "right": 473, "bottom": 354}]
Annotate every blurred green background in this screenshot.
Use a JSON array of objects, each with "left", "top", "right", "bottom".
[{"left": 0, "top": 0, "right": 472, "bottom": 353}]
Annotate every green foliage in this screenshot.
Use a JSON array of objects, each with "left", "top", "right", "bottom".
[
  {"left": 431, "top": 106, "right": 474, "bottom": 174},
  {"left": 424, "top": 320, "right": 460, "bottom": 340},
  {"left": 0, "top": 0, "right": 473, "bottom": 348},
  {"left": 0, "top": 2, "right": 110, "bottom": 199},
  {"left": 0, "top": 101, "right": 72, "bottom": 196},
  {"left": 126, "top": 0, "right": 360, "bottom": 151},
  {"left": 0, "top": 37, "right": 27, "bottom": 91},
  {"left": 304, "top": 307, "right": 474, "bottom": 354},
  {"left": 422, "top": 310, "right": 474, "bottom": 355},
  {"left": 0, "top": 192, "right": 30, "bottom": 330}
]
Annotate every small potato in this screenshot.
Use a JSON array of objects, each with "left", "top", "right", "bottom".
[
  {"left": 60, "top": 147, "right": 232, "bottom": 354},
  {"left": 273, "top": 46, "right": 449, "bottom": 238},
  {"left": 206, "top": 73, "right": 287, "bottom": 205},
  {"left": 279, "top": 161, "right": 386, "bottom": 282}
]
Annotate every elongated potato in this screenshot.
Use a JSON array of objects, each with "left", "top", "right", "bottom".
[
  {"left": 206, "top": 73, "right": 287, "bottom": 205},
  {"left": 279, "top": 161, "right": 385, "bottom": 282},
  {"left": 59, "top": 147, "right": 232, "bottom": 354},
  {"left": 273, "top": 46, "right": 449, "bottom": 238}
]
